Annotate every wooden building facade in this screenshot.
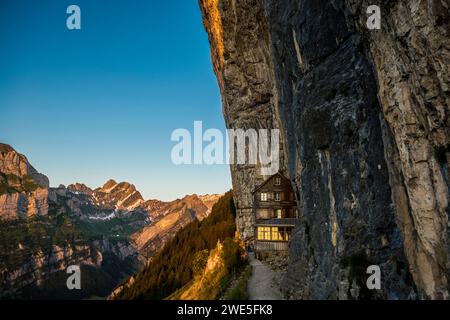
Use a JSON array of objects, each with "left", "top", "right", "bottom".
[{"left": 252, "top": 172, "right": 299, "bottom": 254}]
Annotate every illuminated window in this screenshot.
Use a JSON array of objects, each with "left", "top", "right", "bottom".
[
  {"left": 271, "top": 227, "right": 280, "bottom": 241},
  {"left": 280, "top": 228, "right": 290, "bottom": 241},
  {"left": 258, "top": 227, "right": 292, "bottom": 242},
  {"left": 260, "top": 192, "right": 268, "bottom": 201},
  {"left": 276, "top": 209, "right": 282, "bottom": 218},
  {"left": 257, "top": 227, "right": 271, "bottom": 240},
  {"left": 275, "top": 192, "right": 281, "bottom": 201}
]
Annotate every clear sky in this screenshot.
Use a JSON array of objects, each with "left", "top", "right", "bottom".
[{"left": 0, "top": 0, "right": 232, "bottom": 201}]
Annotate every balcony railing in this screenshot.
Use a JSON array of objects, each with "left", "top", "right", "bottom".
[
  {"left": 255, "top": 241, "right": 289, "bottom": 251},
  {"left": 256, "top": 200, "right": 296, "bottom": 207}
]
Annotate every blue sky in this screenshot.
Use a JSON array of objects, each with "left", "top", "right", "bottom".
[{"left": 0, "top": 0, "right": 231, "bottom": 201}]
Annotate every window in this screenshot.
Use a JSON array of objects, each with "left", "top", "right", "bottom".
[
  {"left": 260, "top": 192, "right": 268, "bottom": 201},
  {"left": 278, "top": 227, "right": 290, "bottom": 241},
  {"left": 257, "top": 226, "right": 292, "bottom": 242},
  {"left": 275, "top": 192, "right": 281, "bottom": 201},
  {"left": 274, "top": 177, "right": 281, "bottom": 185},
  {"left": 257, "top": 227, "right": 271, "bottom": 240},
  {"left": 283, "top": 229, "right": 290, "bottom": 241},
  {"left": 276, "top": 209, "right": 282, "bottom": 219},
  {"left": 271, "top": 227, "right": 280, "bottom": 241}
]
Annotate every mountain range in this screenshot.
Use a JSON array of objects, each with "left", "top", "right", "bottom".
[{"left": 0, "top": 143, "right": 222, "bottom": 298}]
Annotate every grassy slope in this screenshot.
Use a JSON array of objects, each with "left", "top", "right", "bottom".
[
  {"left": 167, "top": 238, "right": 249, "bottom": 300},
  {"left": 222, "top": 264, "right": 252, "bottom": 300}
]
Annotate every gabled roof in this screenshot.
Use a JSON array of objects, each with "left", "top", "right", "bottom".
[{"left": 252, "top": 172, "right": 290, "bottom": 194}]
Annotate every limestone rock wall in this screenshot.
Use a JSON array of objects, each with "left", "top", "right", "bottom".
[
  {"left": 0, "top": 143, "right": 50, "bottom": 220},
  {"left": 0, "top": 188, "right": 49, "bottom": 220},
  {"left": 199, "top": 0, "right": 283, "bottom": 241},
  {"left": 199, "top": 0, "right": 449, "bottom": 299},
  {"left": 0, "top": 143, "right": 49, "bottom": 189},
  {"left": 0, "top": 244, "right": 102, "bottom": 297},
  {"left": 345, "top": 0, "right": 450, "bottom": 300}
]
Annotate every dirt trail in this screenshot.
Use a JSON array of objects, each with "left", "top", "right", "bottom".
[{"left": 247, "top": 253, "right": 283, "bottom": 300}]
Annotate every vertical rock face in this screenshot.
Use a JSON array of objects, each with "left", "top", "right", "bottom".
[
  {"left": 1, "top": 244, "right": 103, "bottom": 298},
  {"left": 199, "top": 0, "right": 449, "bottom": 299},
  {"left": 345, "top": 0, "right": 450, "bottom": 300},
  {"left": 199, "top": 0, "right": 282, "bottom": 241},
  {"left": 0, "top": 144, "right": 49, "bottom": 189},
  {"left": 0, "top": 143, "right": 49, "bottom": 220},
  {"left": 0, "top": 188, "right": 49, "bottom": 219}
]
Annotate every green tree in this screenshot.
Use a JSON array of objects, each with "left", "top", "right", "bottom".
[{"left": 192, "top": 249, "right": 209, "bottom": 275}]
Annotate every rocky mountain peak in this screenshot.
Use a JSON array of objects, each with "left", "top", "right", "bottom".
[
  {"left": 101, "top": 179, "right": 118, "bottom": 193},
  {"left": 92, "top": 179, "right": 144, "bottom": 211},
  {"left": 0, "top": 143, "right": 14, "bottom": 154},
  {"left": 198, "top": 194, "right": 222, "bottom": 208},
  {"left": 67, "top": 183, "right": 93, "bottom": 195},
  {"left": 131, "top": 192, "right": 224, "bottom": 259},
  {"left": 0, "top": 143, "right": 49, "bottom": 220},
  {"left": 0, "top": 143, "right": 49, "bottom": 189}
]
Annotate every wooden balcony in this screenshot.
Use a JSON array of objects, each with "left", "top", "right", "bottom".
[
  {"left": 255, "top": 241, "right": 289, "bottom": 251},
  {"left": 256, "top": 200, "right": 296, "bottom": 207}
]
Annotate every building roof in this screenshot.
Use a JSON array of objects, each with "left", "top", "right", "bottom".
[{"left": 252, "top": 172, "right": 291, "bottom": 194}]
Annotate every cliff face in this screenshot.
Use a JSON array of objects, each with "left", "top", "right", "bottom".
[
  {"left": 0, "top": 144, "right": 49, "bottom": 189},
  {"left": 0, "top": 243, "right": 102, "bottom": 298},
  {"left": 0, "top": 189, "right": 49, "bottom": 220},
  {"left": 346, "top": 0, "right": 450, "bottom": 299},
  {"left": 199, "top": 0, "right": 280, "bottom": 242},
  {"left": 0, "top": 144, "right": 49, "bottom": 220},
  {"left": 199, "top": 0, "right": 449, "bottom": 299}
]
